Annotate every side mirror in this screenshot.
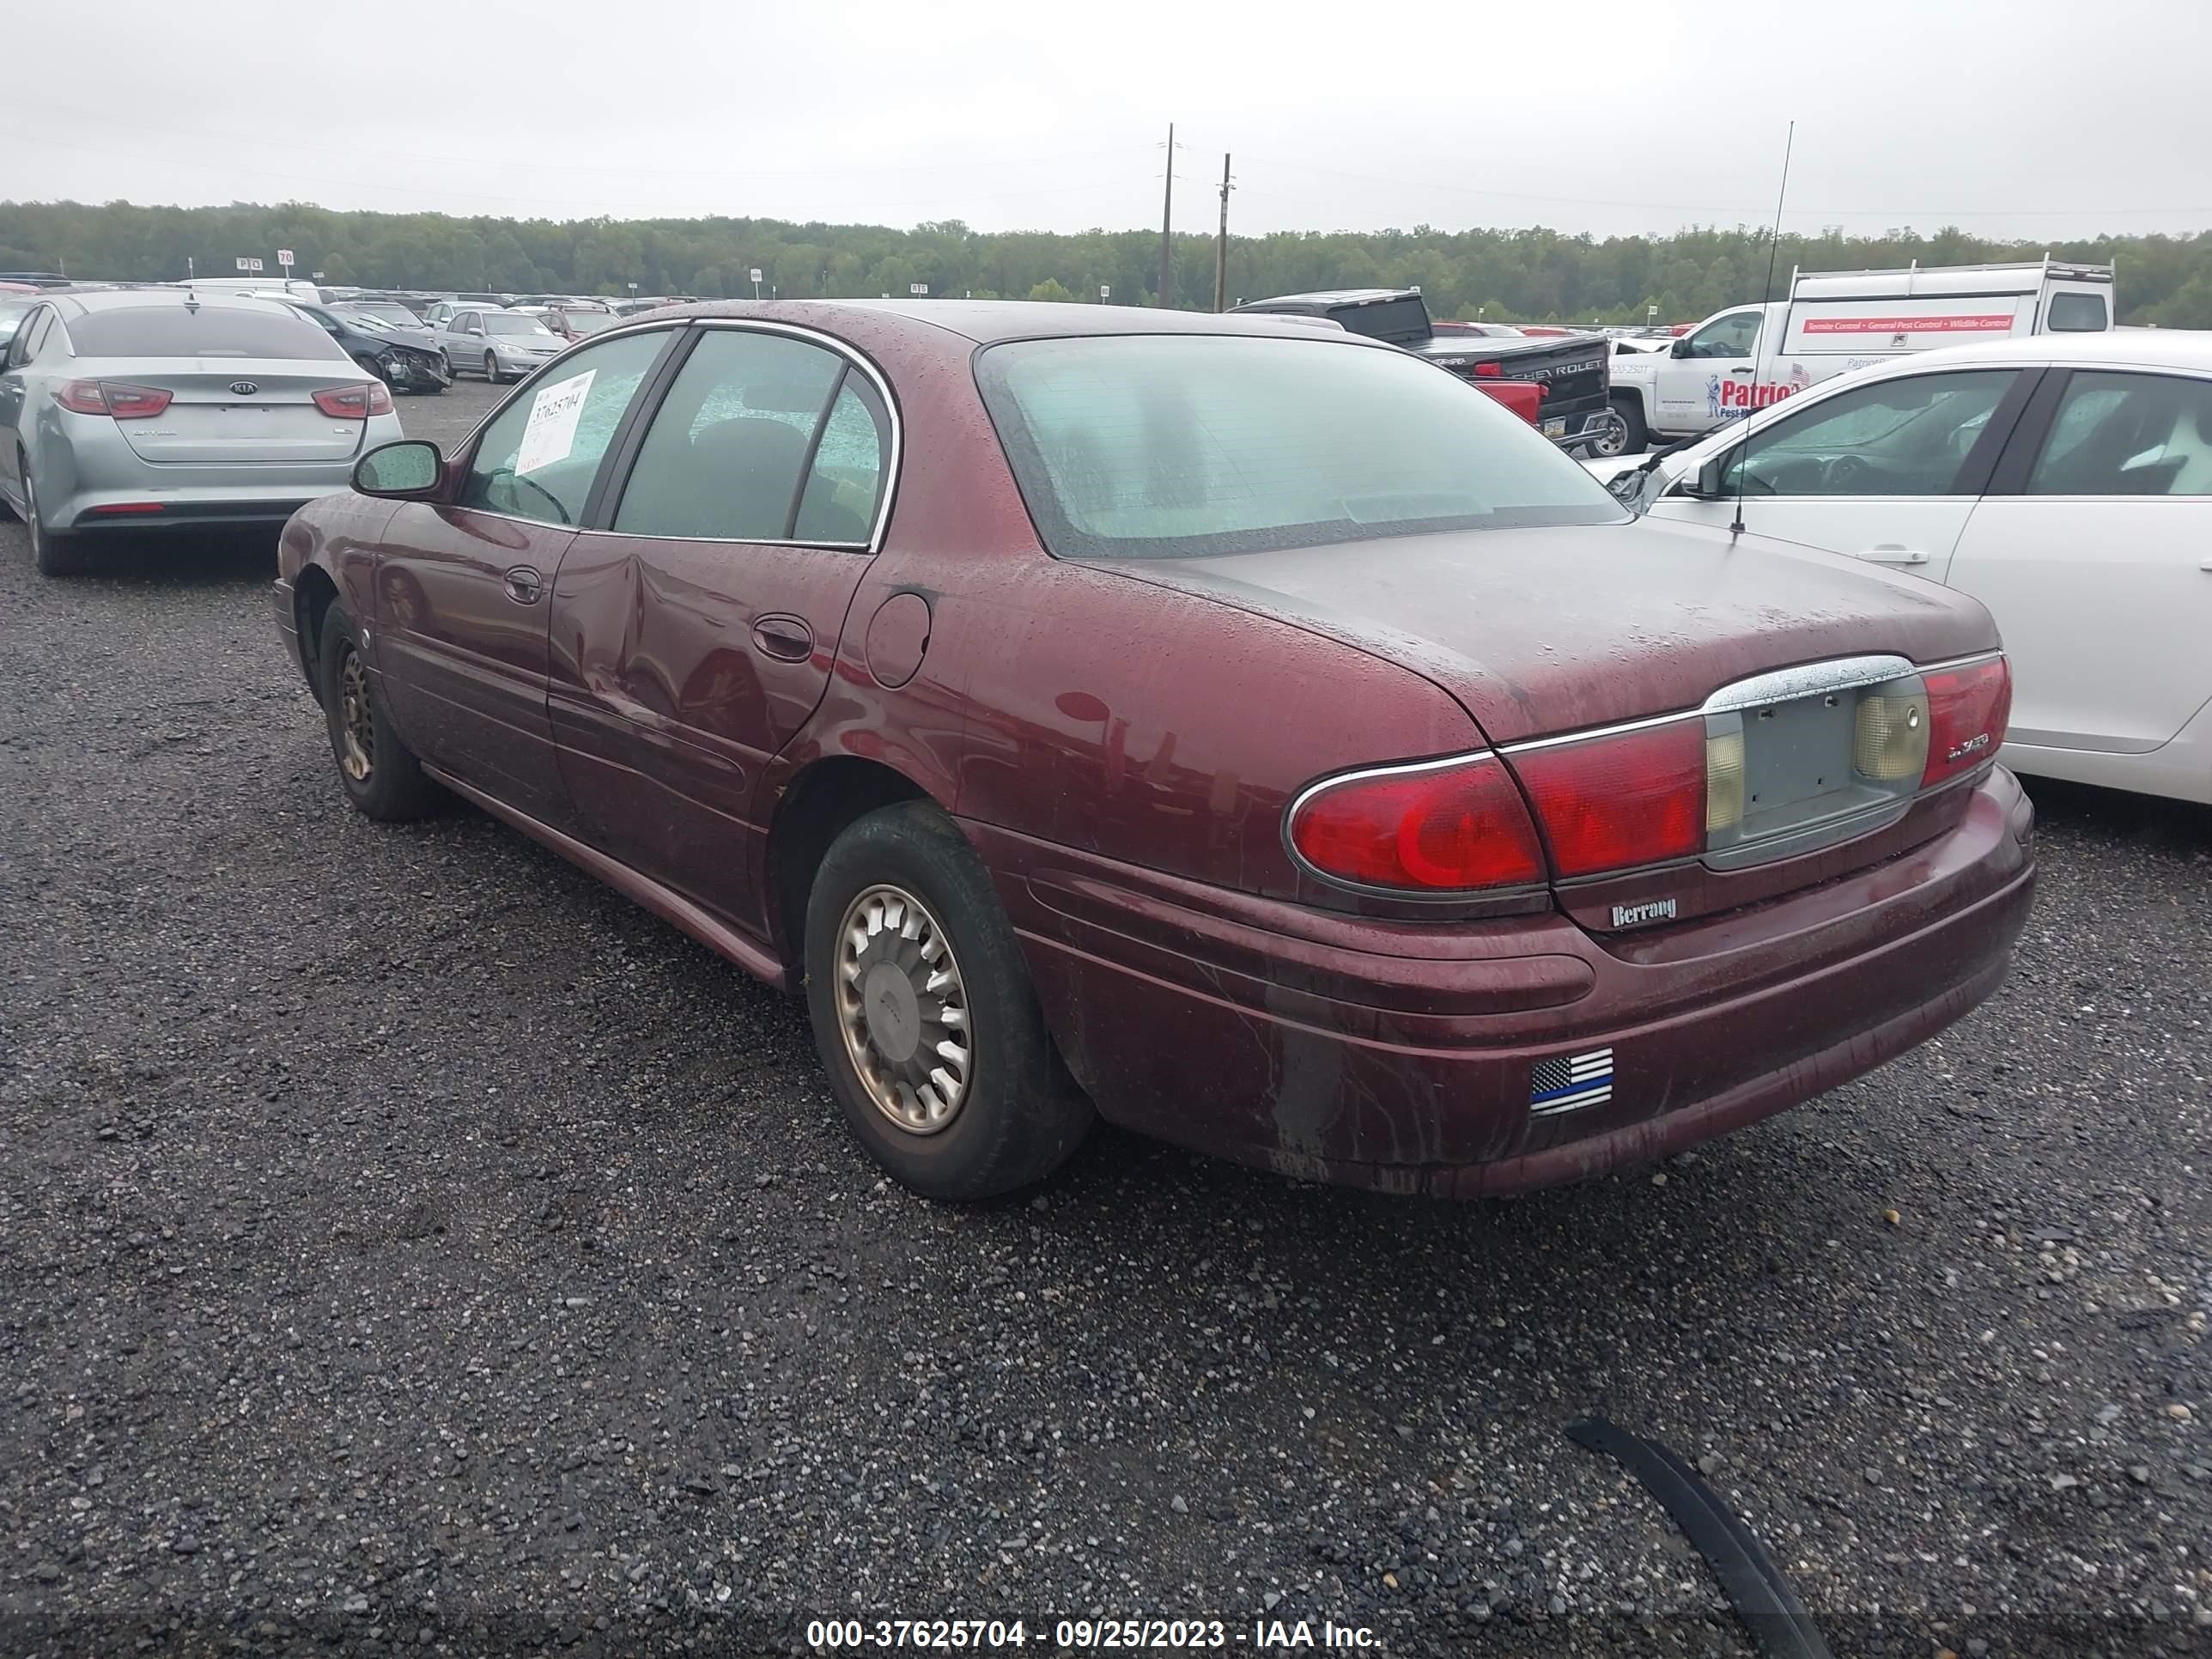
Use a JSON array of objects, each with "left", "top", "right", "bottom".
[
  {"left": 354, "top": 439, "right": 444, "bottom": 499},
  {"left": 1680, "top": 455, "right": 1731, "bottom": 500},
  {"left": 1669, "top": 337, "right": 1693, "bottom": 359}
]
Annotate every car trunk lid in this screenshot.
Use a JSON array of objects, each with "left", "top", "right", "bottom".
[
  {"left": 104, "top": 360, "right": 374, "bottom": 465},
  {"left": 1095, "top": 520, "right": 2006, "bottom": 921}
]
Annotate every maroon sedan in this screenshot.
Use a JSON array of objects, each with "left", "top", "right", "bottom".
[{"left": 271, "top": 301, "right": 2034, "bottom": 1200}]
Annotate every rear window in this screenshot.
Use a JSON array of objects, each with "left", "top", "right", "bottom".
[
  {"left": 1323, "top": 296, "right": 1431, "bottom": 344},
  {"left": 2046, "top": 291, "right": 2109, "bottom": 332},
  {"left": 975, "top": 333, "right": 1626, "bottom": 562},
  {"left": 68, "top": 305, "right": 343, "bottom": 360}
]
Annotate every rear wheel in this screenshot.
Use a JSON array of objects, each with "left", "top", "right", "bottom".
[
  {"left": 804, "top": 801, "right": 1092, "bottom": 1200},
  {"left": 21, "top": 455, "right": 91, "bottom": 577},
  {"left": 353, "top": 354, "right": 390, "bottom": 386},
  {"left": 483, "top": 352, "right": 504, "bottom": 386},
  {"left": 1601, "top": 392, "right": 1649, "bottom": 458},
  {"left": 316, "top": 600, "right": 442, "bottom": 822}
]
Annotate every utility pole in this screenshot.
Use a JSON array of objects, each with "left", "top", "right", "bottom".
[
  {"left": 1212, "top": 153, "right": 1232, "bottom": 313},
  {"left": 1157, "top": 122, "right": 1174, "bottom": 308}
]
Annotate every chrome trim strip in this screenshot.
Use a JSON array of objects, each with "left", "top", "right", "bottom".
[
  {"left": 1497, "top": 650, "right": 2004, "bottom": 755},
  {"left": 1280, "top": 750, "right": 1550, "bottom": 903},
  {"left": 1698, "top": 653, "right": 1917, "bottom": 715},
  {"left": 431, "top": 314, "right": 902, "bottom": 556}
]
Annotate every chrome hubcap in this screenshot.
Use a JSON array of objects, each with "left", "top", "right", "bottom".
[
  {"left": 337, "top": 647, "right": 374, "bottom": 782},
  {"left": 835, "top": 884, "right": 971, "bottom": 1135}
]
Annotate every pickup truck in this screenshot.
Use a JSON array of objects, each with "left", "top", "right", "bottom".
[
  {"left": 1606, "top": 257, "right": 2115, "bottom": 453},
  {"left": 1229, "top": 288, "right": 1619, "bottom": 453}
]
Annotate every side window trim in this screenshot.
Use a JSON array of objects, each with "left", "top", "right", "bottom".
[
  {"left": 577, "top": 323, "right": 703, "bottom": 528},
  {"left": 781, "top": 364, "right": 854, "bottom": 540},
  {"left": 1984, "top": 368, "right": 2072, "bottom": 495},
  {"left": 584, "top": 318, "right": 901, "bottom": 551}
]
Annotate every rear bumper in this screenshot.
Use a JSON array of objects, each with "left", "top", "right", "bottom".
[
  {"left": 66, "top": 494, "right": 324, "bottom": 532},
  {"left": 975, "top": 766, "right": 2035, "bottom": 1195}
]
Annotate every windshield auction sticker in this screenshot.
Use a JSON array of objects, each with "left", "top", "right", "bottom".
[{"left": 514, "top": 368, "right": 596, "bottom": 476}]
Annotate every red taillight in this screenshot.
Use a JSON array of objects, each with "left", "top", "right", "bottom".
[
  {"left": 1472, "top": 361, "right": 1503, "bottom": 377},
  {"left": 1921, "top": 656, "right": 2011, "bottom": 787},
  {"left": 1510, "top": 720, "right": 1706, "bottom": 878},
  {"left": 56, "top": 380, "right": 172, "bottom": 418},
  {"left": 1289, "top": 754, "right": 1546, "bottom": 892},
  {"left": 313, "top": 383, "right": 392, "bottom": 419}
]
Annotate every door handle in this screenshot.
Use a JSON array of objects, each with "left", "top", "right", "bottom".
[
  {"left": 751, "top": 616, "right": 814, "bottom": 662},
  {"left": 1726, "top": 367, "right": 1753, "bottom": 376},
  {"left": 1861, "top": 546, "right": 1930, "bottom": 565},
  {"left": 502, "top": 564, "right": 544, "bottom": 604}
]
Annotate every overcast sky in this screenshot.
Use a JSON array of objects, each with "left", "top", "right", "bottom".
[{"left": 7, "top": 0, "right": 2209, "bottom": 242}]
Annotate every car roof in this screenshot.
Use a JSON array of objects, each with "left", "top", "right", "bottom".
[
  {"left": 1875, "top": 330, "right": 2212, "bottom": 375},
  {"left": 635, "top": 297, "right": 1393, "bottom": 346},
  {"left": 45, "top": 287, "right": 294, "bottom": 318}
]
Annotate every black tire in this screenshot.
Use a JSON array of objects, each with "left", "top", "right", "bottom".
[
  {"left": 804, "top": 801, "right": 1093, "bottom": 1200},
  {"left": 483, "top": 351, "right": 504, "bottom": 386},
  {"left": 316, "top": 600, "right": 442, "bottom": 822},
  {"left": 352, "top": 355, "right": 390, "bottom": 386},
  {"left": 1605, "top": 392, "right": 1649, "bottom": 457},
  {"left": 22, "top": 455, "right": 91, "bottom": 577}
]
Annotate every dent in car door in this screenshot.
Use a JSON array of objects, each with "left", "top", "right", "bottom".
[
  {"left": 373, "top": 327, "right": 678, "bottom": 826},
  {"left": 548, "top": 325, "right": 895, "bottom": 928},
  {"left": 1644, "top": 368, "right": 2030, "bottom": 581},
  {"left": 1948, "top": 367, "right": 2212, "bottom": 755}
]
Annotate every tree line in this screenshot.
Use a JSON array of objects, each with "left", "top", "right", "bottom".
[{"left": 4, "top": 199, "right": 2209, "bottom": 327}]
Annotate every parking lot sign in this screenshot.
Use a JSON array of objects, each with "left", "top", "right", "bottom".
[
  {"left": 235, "top": 257, "right": 264, "bottom": 273},
  {"left": 910, "top": 283, "right": 928, "bottom": 295},
  {"left": 277, "top": 248, "right": 295, "bottom": 265}
]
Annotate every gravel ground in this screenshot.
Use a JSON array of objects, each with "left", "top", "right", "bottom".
[{"left": 2, "top": 378, "right": 2207, "bottom": 1657}]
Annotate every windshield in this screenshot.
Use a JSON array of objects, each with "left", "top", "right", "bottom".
[
  {"left": 0, "top": 299, "right": 30, "bottom": 342},
  {"left": 557, "top": 310, "right": 614, "bottom": 335},
  {"left": 346, "top": 302, "right": 420, "bottom": 325},
  {"left": 977, "top": 334, "right": 1626, "bottom": 561},
  {"left": 485, "top": 313, "right": 556, "bottom": 337}
]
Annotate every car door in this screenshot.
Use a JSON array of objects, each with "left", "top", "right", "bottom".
[
  {"left": 1947, "top": 367, "right": 2212, "bottom": 756},
  {"left": 445, "top": 309, "right": 479, "bottom": 363},
  {"left": 1644, "top": 367, "right": 2032, "bottom": 580},
  {"left": 371, "top": 325, "right": 679, "bottom": 827},
  {"left": 1654, "top": 307, "right": 1765, "bottom": 434},
  {"left": 547, "top": 320, "right": 895, "bottom": 927}
]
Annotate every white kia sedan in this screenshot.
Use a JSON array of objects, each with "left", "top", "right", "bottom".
[{"left": 1589, "top": 333, "right": 2212, "bottom": 805}]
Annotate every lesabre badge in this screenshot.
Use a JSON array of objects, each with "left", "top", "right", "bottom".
[{"left": 1529, "top": 1048, "right": 1614, "bottom": 1115}]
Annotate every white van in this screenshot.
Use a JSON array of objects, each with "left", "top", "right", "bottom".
[{"left": 1607, "top": 258, "right": 2115, "bottom": 451}]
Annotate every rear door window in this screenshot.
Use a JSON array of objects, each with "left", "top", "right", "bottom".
[
  {"left": 2026, "top": 371, "right": 2212, "bottom": 495},
  {"left": 68, "top": 306, "right": 339, "bottom": 359},
  {"left": 611, "top": 327, "right": 886, "bottom": 544},
  {"left": 456, "top": 330, "right": 672, "bottom": 525}
]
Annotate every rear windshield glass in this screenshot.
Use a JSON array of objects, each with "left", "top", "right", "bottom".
[
  {"left": 2046, "top": 291, "right": 2109, "bottom": 332},
  {"left": 69, "top": 305, "right": 340, "bottom": 360},
  {"left": 976, "top": 334, "right": 1626, "bottom": 561},
  {"left": 1322, "top": 296, "right": 1430, "bottom": 343}
]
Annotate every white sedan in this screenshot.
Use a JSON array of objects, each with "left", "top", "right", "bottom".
[{"left": 1587, "top": 331, "right": 2212, "bottom": 805}]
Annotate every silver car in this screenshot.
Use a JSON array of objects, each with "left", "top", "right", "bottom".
[
  {"left": 0, "top": 289, "right": 402, "bottom": 576},
  {"left": 437, "top": 307, "right": 565, "bottom": 384}
]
